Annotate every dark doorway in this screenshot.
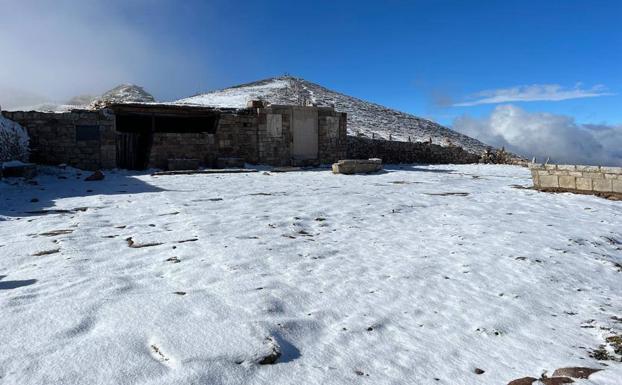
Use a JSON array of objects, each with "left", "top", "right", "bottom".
[{"left": 116, "top": 114, "right": 153, "bottom": 170}]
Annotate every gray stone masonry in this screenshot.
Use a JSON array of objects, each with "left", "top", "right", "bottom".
[
  {"left": 529, "top": 163, "right": 622, "bottom": 196},
  {"left": 1, "top": 110, "right": 116, "bottom": 171},
  {"left": 332, "top": 158, "right": 383, "bottom": 174},
  {"left": 347, "top": 136, "right": 481, "bottom": 164}
]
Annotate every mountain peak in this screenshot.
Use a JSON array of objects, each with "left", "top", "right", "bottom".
[
  {"left": 91, "top": 84, "right": 156, "bottom": 107},
  {"left": 176, "top": 77, "right": 491, "bottom": 154}
]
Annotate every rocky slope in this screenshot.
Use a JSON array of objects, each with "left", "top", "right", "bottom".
[{"left": 177, "top": 76, "right": 492, "bottom": 154}]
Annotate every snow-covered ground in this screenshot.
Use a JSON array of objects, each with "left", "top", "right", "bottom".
[{"left": 1, "top": 164, "right": 621, "bottom": 385}]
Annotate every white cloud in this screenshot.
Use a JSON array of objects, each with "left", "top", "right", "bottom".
[
  {"left": 0, "top": 0, "right": 201, "bottom": 109},
  {"left": 452, "top": 105, "right": 622, "bottom": 166},
  {"left": 454, "top": 84, "right": 614, "bottom": 107}
]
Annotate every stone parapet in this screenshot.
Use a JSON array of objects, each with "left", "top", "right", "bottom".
[
  {"left": 347, "top": 136, "right": 480, "bottom": 164},
  {"left": 529, "top": 163, "right": 622, "bottom": 197}
]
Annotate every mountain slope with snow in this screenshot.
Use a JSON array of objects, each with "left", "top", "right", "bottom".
[
  {"left": 9, "top": 85, "right": 156, "bottom": 112},
  {"left": 177, "top": 77, "right": 492, "bottom": 154},
  {"left": 90, "top": 84, "right": 155, "bottom": 108}
]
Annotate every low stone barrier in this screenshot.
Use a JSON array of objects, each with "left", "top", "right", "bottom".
[
  {"left": 332, "top": 158, "right": 383, "bottom": 174},
  {"left": 347, "top": 136, "right": 481, "bottom": 164},
  {"left": 529, "top": 163, "right": 622, "bottom": 197}
]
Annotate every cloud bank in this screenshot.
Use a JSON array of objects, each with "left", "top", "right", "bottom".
[
  {"left": 454, "top": 84, "right": 614, "bottom": 107},
  {"left": 0, "top": 0, "right": 199, "bottom": 109},
  {"left": 452, "top": 105, "right": 622, "bottom": 166}
]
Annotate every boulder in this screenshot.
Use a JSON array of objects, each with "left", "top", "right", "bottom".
[
  {"left": 540, "top": 377, "right": 574, "bottom": 385},
  {"left": 332, "top": 158, "right": 382, "bottom": 175},
  {"left": 551, "top": 367, "right": 601, "bottom": 379},
  {"left": 507, "top": 377, "right": 537, "bottom": 385},
  {"left": 85, "top": 170, "right": 105, "bottom": 181},
  {"left": 257, "top": 337, "right": 281, "bottom": 365}
]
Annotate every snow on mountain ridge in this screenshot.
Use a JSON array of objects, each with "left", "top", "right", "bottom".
[
  {"left": 177, "top": 76, "right": 492, "bottom": 154},
  {"left": 90, "top": 84, "right": 155, "bottom": 107}
]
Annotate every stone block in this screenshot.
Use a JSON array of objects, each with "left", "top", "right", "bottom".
[
  {"left": 577, "top": 165, "right": 600, "bottom": 172},
  {"left": 557, "top": 164, "right": 576, "bottom": 171},
  {"left": 544, "top": 164, "right": 557, "bottom": 170},
  {"left": 569, "top": 171, "right": 583, "bottom": 177},
  {"left": 613, "top": 179, "right": 622, "bottom": 193},
  {"left": 592, "top": 178, "right": 613, "bottom": 192},
  {"left": 332, "top": 158, "right": 383, "bottom": 174},
  {"left": 604, "top": 173, "right": 619, "bottom": 179},
  {"left": 559, "top": 176, "right": 576, "bottom": 189},
  {"left": 575, "top": 177, "right": 592, "bottom": 191},
  {"left": 167, "top": 158, "right": 201, "bottom": 171},
  {"left": 583, "top": 172, "right": 604, "bottom": 179},
  {"left": 537, "top": 170, "right": 550, "bottom": 176},
  {"left": 217, "top": 157, "right": 245, "bottom": 168},
  {"left": 538, "top": 175, "right": 559, "bottom": 188},
  {"left": 600, "top": 166, "right": 622, "bottom": 174}
]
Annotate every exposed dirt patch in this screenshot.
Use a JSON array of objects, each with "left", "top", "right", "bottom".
[
  {"left": 33, "top": 248, "right": 60, "bottom": 256},
  {"left": 39, "top": 229, "right": 74, "bottom": 237},
  {"left": 177, "top": 238, "right": 198, "bottom": 243},
  {"left": 425, "top": 192, "right": 470, "bottom": 196}
]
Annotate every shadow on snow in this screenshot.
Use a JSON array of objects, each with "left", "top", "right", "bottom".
[{"left": 0, "top": 168, "right": 165, "bottom": 218}]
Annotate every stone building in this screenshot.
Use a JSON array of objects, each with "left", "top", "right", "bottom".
[{"left": 1, "top": 103, "right": 347, "bottom": 171}]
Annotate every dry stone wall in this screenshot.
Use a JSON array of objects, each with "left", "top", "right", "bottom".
[
  {"left": 347, "top": 136, "right": 481, "bottom": 164},
  {"left": 1, "top": 110, "right": 115, "bottom": 171},
  {"left": 318, "top": 109, "right": 348, "bottom": 164},
  {"left": 530, "top": 163, "right": 622, "bottom": 196}
]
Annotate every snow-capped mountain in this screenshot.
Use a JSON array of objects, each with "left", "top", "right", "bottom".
[
  {"left": 177, "top": 76, "right": 492, "bottom": 154},
  {"left": 90, "top": 84, "right": 155, "bottom": 108},
  {"left": 8, "top": 85, "right": 157, "bottom": 112}
]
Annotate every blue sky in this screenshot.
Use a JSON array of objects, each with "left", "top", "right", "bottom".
[
  {"left": 1, "top": 0, "right": 621, "bottom": 164},
  {"left": 134, "top": 0, "right": 621, "bottom": 126}
]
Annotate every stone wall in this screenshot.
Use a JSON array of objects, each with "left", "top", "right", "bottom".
[
  {"left": 255, "top": 106, "right": 347, "bottom": 166},
  {"left": 2, "top": 105, "right": 348, "bottom": 171},
  {"left": 346, "top": 136, "right": 481, "bottom": 164},
  {"left": 318, "top": 108, "right": 348, "bottom": 164},
  {"left": 1, "top": 110, "right": 116, "bottom": 170},
  {"left": 148, "top": 111, "right": 259, "bottom": 169},
  {"left": 256, "top": 106, "right": 294, "bottom": 166},
  {"left": 148, "top": 132, "right": 216, "bottom": 169},
  {"left": 529, "top": 163, "right": 622, "bottom": 196},
  {"left": 149, "top": 106, "right": 347, "bottom": 168}
]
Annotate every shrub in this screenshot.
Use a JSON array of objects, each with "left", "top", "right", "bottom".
[{"left": 0, "top": 115, "right": 29, "bottom": 163}]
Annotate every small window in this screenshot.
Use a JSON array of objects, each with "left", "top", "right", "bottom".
[{"left": 76, "top": 125, "right": 100, "bottom": 141}]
